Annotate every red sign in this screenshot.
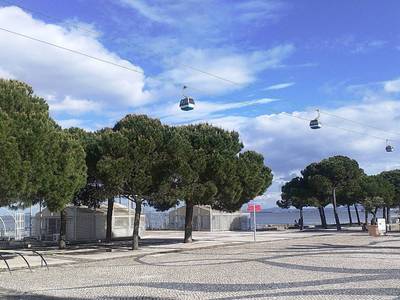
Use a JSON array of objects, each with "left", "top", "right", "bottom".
[{"left": 247, "top": 204, "right": 262, "bottom": 212}]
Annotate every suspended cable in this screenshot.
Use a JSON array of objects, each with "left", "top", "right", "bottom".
[
  {"left": 0, "top": 27, "right": 146, "bottom": 74},
  {"left": 0, "top": 1, "right": 243, "bottom": 88},
  {"left": 282, "top": 112, "right": 399, "bottom": 143},
  {"left": 319, "top": 110, "right": 400, "bottom": 139},
  {"left": 0, "top": 0, "right": 99, "bottom": 37},
  {"left": 180, "top": 64, "right": 243, "bottom": 86}
]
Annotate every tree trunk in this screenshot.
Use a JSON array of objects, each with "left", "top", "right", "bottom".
[
  {"left": 347, "top": 204, "right": 353, "bottom": 226},
  {"left": 318, "top": 206, "right": 327, "bottom": 229},
  {"left": 386, "top": 207, "right": 391, "bottom": 224},
  {"left": 184, "top": 202, "right": 194, "bottom": 243},
  {"left": 299, "top": 207, "right": 304, "bottom": 231},
  {"left": 106, "top": 197, "right": 114, "bottom": 243},
  {"left": 354, "top": 203, "right": 361, "bottom": 225},
  {"left": 364, "top": 208, "right": 368, "bottom": 224},
  {"left": 318, "top": 207, "right": 324, "bottom": 227},
  {"left": 59, "top": 209, "right": 67, "bottom": 249},
  {"left": 382, "top": 207, "right": 386, "bottom": 219},
  {"left": 332, "top": 188, "right": 341, "bottom": 231},
  {"left": 132, "top": 199, "right": 142, "bottom": 250},
  {"left": 321, "top": 207, "right": 327, "bottom": 228},
  {"left": 371, "top": 207, "right": 378, "bottom": 225}
]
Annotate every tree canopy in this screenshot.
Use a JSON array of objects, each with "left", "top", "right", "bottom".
[
  {"left": 0, "top": 79, "right": 86, "bottom": 212},
  {"left": 97, "top": 115, "right": 178, "bottom": 249},
  {"left": 379, "top": 170, "right": 400, "bottom": 207},
  {"left": 278, "top": 176, "right": 312, "bottom": 230},
  {"left": 156, "top": 123, "right": 272, "bottom": 243},
  {"left": 359, "top": 175, "right": 395, "bottom": 224}
]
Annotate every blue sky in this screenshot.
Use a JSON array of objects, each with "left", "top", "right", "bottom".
[{"left": 0, "top": 0, "right": 399, "bottom": 207}]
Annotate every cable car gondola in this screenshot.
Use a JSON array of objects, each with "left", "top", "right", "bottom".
[
  {"left": 310, "top": 109, "right": 322, "bottom": 129},
  {"left": 386, "top": 140, "right": 394, "bottom": 152},
  {"left": 179, "top": 86, "right": 195, "bottom": 111}
]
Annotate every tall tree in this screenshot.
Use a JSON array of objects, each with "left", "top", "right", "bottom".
[
  {"left": 278, "top": 177, "right": 312, "bottom": 230},
  {"left": 0, "top": 110, "right": 24, "bottom": 204},
  {"left": 303, "top": 156, "right": 364, "bottom": 231},
  {"left": 379, "top": 170, "right": 400, "bottom": 223},
  {"left": 359, "top": 175, "right": 395, "bottom": 225},
  {"left": 160, "top": 124, "right": 272, "bottom": 243},
  {"left": 68, "top": 128, "right": 118, "bottom": 242},
  {"left": 336, "top": 180, "right": 363, "bottom": 226},
  {"left": 99, "top": 115, "right": 174, "bottom": 250},
  {"left": 0, "top": 79, "right": 57, "bottom": 206},
  {"left": 0, "top": 80, "right": 86, "bottom": 247},
  {"left": 302, "top": 165, "right": 331, "bottom": 228},
  {"left": 211, "top": 151, "right": 272, "bottom": 212},
  {"left": 42, "top": 131, "right": 87, "bottom": 248},
  {"left": 97, "top": 128, "right": 134, "bottom": 243}
]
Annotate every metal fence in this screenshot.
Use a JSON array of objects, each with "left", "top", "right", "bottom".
[
  {"left": 0, "top": 208, "right": 26, "bottom": 240},
  {"left": 145, "top": 212, "right": 251, "bottom": 231}
]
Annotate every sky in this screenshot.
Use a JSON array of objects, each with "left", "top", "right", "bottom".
[{"left": 0, "top": 0, "right": 399, "bottom": 207}]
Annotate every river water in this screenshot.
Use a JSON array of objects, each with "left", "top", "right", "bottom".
[{"left": 252, "top": 207, "right": 398, "bottom": 226}]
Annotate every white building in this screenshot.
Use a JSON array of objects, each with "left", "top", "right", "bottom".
[
  {"left": 32, "top": 203, "right": 145, "bottom": 242},
  {"left": 146, "top": 205, "right": 250, "bottom": 231},
  {"left": 0, "top": 210, "right": 25, "bottom": 240}
]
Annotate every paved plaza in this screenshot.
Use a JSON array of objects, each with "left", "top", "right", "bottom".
[{"left": 0, "top": 231, "right": 399, "bottom": 299}]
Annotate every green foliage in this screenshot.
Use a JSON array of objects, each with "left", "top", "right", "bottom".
[
  {"left": 314, "top": 155, "right": 364, "bottom": 188},
  {"left": 43, "top": 131, "right": 87, "bottom": 211},
  {"left": 301, "top": 156, "right": 364, "bottom": 206},
  {"left": 0, "top": 110, "right": 24, "bottom": 203},
  {"left": 161, "top": 124, "right": 272, "bottom": 212},
  {"left": 0, "top": 79, "right": 86, "bottom": 212},
  {"left": 0, "top": 79, "right": 57, "bottom": 205},
  {"left": 68, "top": 128, "right": 109, "bottom": 207},
  {"left": 379, "top": 170, "right": 400, "bottom": 206},
  {"left": 336, "top": 179, "right": 363, "bottom": 206},
  {"left": 278, "top": 177, "right": 312, "bottom": 210},
  {"left": 301, "top": 165, "right": 331, "bottom": 207},
  {"left": 359, "top": 175, "right": 395, "bottom": 219},
  {"left": 104, "top": 114, "right": 167, "bottom": 200}
]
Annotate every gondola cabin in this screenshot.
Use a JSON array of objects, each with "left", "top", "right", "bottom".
[
  {"left": 309, "top": 119, "right": 322, "bottom": 129},
  {"left": 180, "top": 97, "right": 195, "bottom": 111},
  {"left": 386, "top": 145, "right": 394, "bottom": 152}
]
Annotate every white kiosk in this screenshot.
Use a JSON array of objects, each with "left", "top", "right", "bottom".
[{"left": 377, "top": 218, "right": 387, "bottom": 235}]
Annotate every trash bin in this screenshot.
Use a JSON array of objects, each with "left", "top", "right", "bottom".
[{"left": 367, "top": 225, "right": 380, "bottom": 237}]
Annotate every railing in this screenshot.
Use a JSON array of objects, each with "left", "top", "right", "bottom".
[{"left": 0, "top": 250, "right": 49, "bottom": 274}]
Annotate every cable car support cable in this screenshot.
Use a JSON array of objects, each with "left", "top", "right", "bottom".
[{"left": 283, "top": 112, "right": 399, "bottom": 144}]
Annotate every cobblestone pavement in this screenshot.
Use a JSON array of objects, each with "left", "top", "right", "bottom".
[{"left": 0, "top": 232, "right": 399, "bottom": 300}]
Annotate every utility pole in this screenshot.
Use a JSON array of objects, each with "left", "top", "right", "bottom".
[
  {"left": 29, "top": 205, "right": 32, "bottom": 237},
  {"left": 253, "top": 204, "right": 257, "bottom": 242},
  {"left": 209, "top": 205, "right": 213, "bottom": 232},
  {"left": 39, "top": 200, "right": 42, "bottom": 241}
]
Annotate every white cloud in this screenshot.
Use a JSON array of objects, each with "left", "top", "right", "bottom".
[
  {"left": 0, "top": 6, "right": 151, "bottom": 113},
  {"left": 264, "top": 82, "right": 295, "bottom": 90},
  {"left": 119, "top": 0, "right": 287, "bottom": 26},
  {"left": 0, "top": 67, "right": 14, "bottom": 79},
  {"left": 57, "top": 118, "right": 85, "bottom": 128},
  {"left": 235, "top": 0, "right": 288, "bottom": 22},
  {"left": 384, "top": 78, "right": 400, "bottom": 93},
  {"left": 49, "top": 96, "right": 102, "bottom": 115},
  {"left": 154, "top": 45, "right": 294, "bottom": 96},
  {"left": 119, "top": 0, "right": 174, "bottom": 24}
]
